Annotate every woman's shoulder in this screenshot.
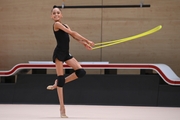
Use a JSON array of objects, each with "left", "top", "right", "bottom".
[
  {"left": 54, "top": 22, "right": 68, "bottom": 28},
  {"left": 54, "top": 21, "right": 62, "bottom": 26},
  {"left": 53, "top": 22, "right": 63, "bottom": 31}
]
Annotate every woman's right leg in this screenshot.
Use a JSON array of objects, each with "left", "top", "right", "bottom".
[{"left": 55, "top": 59, "right": 68, "bottom": 118}]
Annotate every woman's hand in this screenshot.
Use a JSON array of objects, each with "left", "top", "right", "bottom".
[
  {"left": 87, "top": 40, "right": 95, "bottom": 47},
  {"left": 84, "top": 43, "right": 93, "bottom": 50},
  {"left": 84, "top": 40, "right": 94, "bottom": 50}
]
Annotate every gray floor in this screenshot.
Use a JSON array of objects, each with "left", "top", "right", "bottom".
[{"left": 0, "top": 104, "right": 180, "bottom": 120}]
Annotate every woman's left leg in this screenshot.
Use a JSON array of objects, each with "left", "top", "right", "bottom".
[
  {"left": 47, "top": 57, "right": 85, "bottom": 88},
  {"left": 65, "top": 57, "right": 86, "bottom": 83}
]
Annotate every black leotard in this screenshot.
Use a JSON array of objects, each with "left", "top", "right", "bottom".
[{"left": 52, "top": 24, "right": 73, "bottom": 63}]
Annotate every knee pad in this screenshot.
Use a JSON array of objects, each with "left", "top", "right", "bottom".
[
  {"left": 75, "top": 69, "right": 86, "bottom": 78},
  {"left": 57, "top": 75, "right": 65, "bottom": 87}
]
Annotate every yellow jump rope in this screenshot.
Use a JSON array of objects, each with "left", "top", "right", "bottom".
[{"left": 92, "top": 25, "right": 162, "bottom": 50}]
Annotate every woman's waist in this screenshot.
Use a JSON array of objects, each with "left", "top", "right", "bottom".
[{"left": 55, "top": 46, "right": 69, "bottom": 52}]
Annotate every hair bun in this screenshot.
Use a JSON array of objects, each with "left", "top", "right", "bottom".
[{"left": 53, "top": 5, "right": 57, "bottom": 8}]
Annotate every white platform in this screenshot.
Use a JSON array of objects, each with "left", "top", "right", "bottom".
[
  {"left": 0, "top": 62, "right": 180, "bottom": 85},
  {"left": 28, "top": 61, "right": 109, "bottom": 64}
]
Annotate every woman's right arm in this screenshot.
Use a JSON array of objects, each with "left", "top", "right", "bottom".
[{"left": 54, "top": 22, "right": 94, "bottom": 50}]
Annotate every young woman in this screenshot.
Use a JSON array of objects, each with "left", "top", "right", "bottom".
[{"left": 47, "top": 6, "right": 94, "bottom": 118}]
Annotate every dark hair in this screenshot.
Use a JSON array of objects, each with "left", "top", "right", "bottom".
[
  {"left": 53, "top": 5, "right": 58, "bottom": 8},
  {"left": 51, "top": 5, "right": 61, "bottom": 12}
]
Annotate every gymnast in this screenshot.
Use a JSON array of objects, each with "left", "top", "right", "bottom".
[{"left": 47, "top": 5, "right": 94, "bottom": 118}]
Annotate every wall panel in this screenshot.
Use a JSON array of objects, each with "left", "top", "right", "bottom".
[
  {"left": 0, "top": 0, "right": 102, "bottom": 71},
  {"left": 0, "top": 0, "right": 180, "bottom": 76},
  {"left": 101, "top": 0, "right": 180, "bottom": 75}
]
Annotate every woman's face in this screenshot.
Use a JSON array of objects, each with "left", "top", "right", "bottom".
[{"left": 51, "top": 8, "right": 63, "bottom": 21}]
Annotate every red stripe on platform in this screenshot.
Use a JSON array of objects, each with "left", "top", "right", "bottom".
[{"left": 0, "top": 63, "right": 180, "bottom": 85}]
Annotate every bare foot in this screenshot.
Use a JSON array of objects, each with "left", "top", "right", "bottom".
[
  {"left": 47, "top": 80, "right": 57, "bottom": 90},
  {"left": 60, "top": 108, "right": 68, "bottom": 118}
]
